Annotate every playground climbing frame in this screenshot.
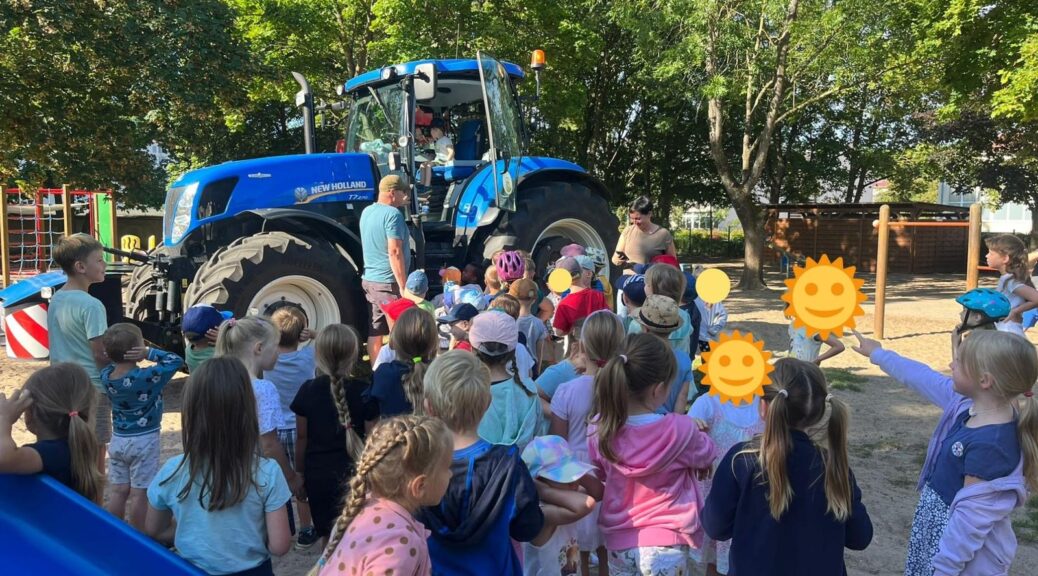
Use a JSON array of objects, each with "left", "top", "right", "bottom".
[{"left": 0, "top": 187, "right": 116, "bottom": 288}]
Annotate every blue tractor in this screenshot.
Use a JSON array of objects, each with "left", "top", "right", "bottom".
[{"left": 119, "top": 52, "right": 619, "bottom": 349}]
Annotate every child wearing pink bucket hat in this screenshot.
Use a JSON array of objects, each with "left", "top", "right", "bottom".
[
  {"left": 521, "top": 435, "right": 604, "bottom": 576},
  {"left": 470, "top": 311, "right": 544, "bottom": 448}
]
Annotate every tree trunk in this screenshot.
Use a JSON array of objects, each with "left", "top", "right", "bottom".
[
  {"left": 733, "top": 198, "right": 766, "bottom": 287},
  {"left": 704, "top": 0, "right": 800, "bottom": 290},
  {"left": 1030, "top": 202, "right": 1038, "bottom": 248}
]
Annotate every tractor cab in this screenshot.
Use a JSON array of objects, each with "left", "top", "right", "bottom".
[{"left": 342, "top": 55, "right": 527, "bottom": 223}]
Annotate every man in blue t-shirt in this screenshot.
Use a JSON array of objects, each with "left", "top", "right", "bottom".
[{"left": 360, "top": 175, "right": 411, "bottom": 363}]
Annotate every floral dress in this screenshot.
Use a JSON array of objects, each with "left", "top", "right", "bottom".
[{"left": 687, "top": 395, "right": 764, "bottom": 574}]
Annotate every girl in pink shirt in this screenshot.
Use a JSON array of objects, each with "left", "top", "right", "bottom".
[
  {"left": 588, "top": 333, "right": 715, "bottom": 575},
  {"left": 314, "top": 415, "right": 454, "bottom": 576}
]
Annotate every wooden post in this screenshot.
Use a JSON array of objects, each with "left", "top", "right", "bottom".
[
  {"left": 62, "top": 184, "right": 73, "bottom": 238},
  {"left": 875, "top": 204, "right": 890, "bottom": 339},
  {"left": 0, "top": 190, "right": 9, "bottom": 288},
  {"left": 966, "top": 202, "right": 982, "bottom": 290}
]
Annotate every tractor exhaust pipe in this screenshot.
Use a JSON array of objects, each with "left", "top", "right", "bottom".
[{"left": 292, "top": 72, "right": 316, "bottom": 154}]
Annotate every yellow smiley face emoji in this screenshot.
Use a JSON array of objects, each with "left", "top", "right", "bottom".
[
  {"left": 699, "top": 331, "right": 774, "bottom": 405},
  {"left": 780, "top": 254, "right": 866, "bottom": 340}
]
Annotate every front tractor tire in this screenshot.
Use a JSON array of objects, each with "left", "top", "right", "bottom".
[
  {"left": 183, "top": 232, "right": 360, "bottom": 333},
  {"left": 496, "top": 181, "right": 621, "bottom": 284}
]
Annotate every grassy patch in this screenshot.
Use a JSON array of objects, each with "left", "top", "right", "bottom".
[
  {"left": 1015, "top": 496, "right": 1038, "bottom": 542},
  {"left": 823, "top": 368, "right": 868, "bottom": 392}
]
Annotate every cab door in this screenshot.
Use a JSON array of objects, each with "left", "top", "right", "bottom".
[{"left": 476, "top": 52, "right": 525, "bottom": 212}]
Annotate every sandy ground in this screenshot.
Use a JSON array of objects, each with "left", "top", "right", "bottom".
[{"left": 2, "top": 263, "right": 1036, "bottom": 575}]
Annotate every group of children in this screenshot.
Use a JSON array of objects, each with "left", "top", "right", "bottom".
[{"left": 1, "top": 231, "right": 1038, "bottom": 576}]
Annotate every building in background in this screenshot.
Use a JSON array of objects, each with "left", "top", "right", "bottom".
[{"left": 937, "top": 182, "right": 1032, "bottom": 234}]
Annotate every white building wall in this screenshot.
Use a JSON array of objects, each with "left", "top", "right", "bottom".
[{"left": 937, "top": 183, "right": 1032, "bottom": 234}]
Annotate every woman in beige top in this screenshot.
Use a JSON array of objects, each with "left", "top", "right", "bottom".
[{"left": 612, "top": 195, "right": 677, "bottom": 271}]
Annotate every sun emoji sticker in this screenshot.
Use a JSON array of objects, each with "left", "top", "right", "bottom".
[
  {"left": 781, "top": 254, "right": 866, "bottom": 340},
  {"left": 699, "top": 331, "right": 774, "bottom": 405}
]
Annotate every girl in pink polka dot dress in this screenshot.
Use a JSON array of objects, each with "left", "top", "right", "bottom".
[{"left": 314, "top": 415, "right": 454, "bottom": 576}]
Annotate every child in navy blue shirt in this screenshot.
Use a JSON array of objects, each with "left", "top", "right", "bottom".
[
  {"left": 417, "top": 350, "right": 550, "bottom": 575},
  {"left": 0, "top": 363, "right": 104, "bottom": 504},
  {"left": 100, "top": 323, "right": 182, "bottom": 530},
  {"left": 702, "top": 358, "right": 872, "bottom": 575},
  {"left": 368, "top": 307, "right": 438, "bottom": 417}
]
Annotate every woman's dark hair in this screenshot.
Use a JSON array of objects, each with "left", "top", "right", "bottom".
[{"left": 629, "top": 196, "right": 654, "bottom": 215}]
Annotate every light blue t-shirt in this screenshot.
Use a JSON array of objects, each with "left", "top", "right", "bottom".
[
  {"left": 263, "top": 346, "right": 315, "bottom": 430},
  {"left": 660, "top": 349, "right": 694, "bottom": 414},
  {"left": 535, "top": 360, "right": 579, "bottom": 399},
  {"left": 516, "top": 315, "right": 548, "bottom": 362},
  {"left": 360, "top": 202, "right": 409, "bottom": 283},
  {"left": 148, "top": 455, "right": 290, "bottom": 575},
  {"left": 479, "top": 377, "right": 545, "bottom": 450},
  {"left": 47, "top": 289, "right": 107, "bottom": 390}
]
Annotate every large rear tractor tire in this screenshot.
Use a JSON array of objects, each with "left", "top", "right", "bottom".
[
  {"left": 183, "top": 232, "right": 361, "bottom": 334},
  {"left": 491, "top": 181, "right": 620, "bottom": 285},
  {"left": 124, "top": 245, "right": 177, "bottom": 322}
]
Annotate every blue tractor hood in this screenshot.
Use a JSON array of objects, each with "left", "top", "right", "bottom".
[
  {"left": 164, "top": 152, "right": 378, "bottom": 246},
  {"left": 0, "top": 272, "right": 67, "bottom": 308}
]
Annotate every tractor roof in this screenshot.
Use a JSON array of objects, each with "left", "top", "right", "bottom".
[{"left": 344, "top": 58, "right": 525, "bottom": 93}]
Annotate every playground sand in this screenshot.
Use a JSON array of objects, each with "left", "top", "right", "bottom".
[{"left": 2, "top": 267, "right": 1036, "bottom": 575}]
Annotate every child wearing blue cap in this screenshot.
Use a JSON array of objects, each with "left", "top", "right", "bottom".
[
  {"left": 181, "top": 304, "right": 233, "bottom": 372},
  {"left": 404, "top": 269, "right": 435, "bottom": 315}
]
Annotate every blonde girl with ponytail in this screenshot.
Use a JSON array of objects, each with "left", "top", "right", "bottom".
[
  {"left": 588, "top": 333, "right": 715, "bottom": 574},
  {"left": 851, "top": 328, "right": 1038, "bottom": 575},
  {"left": 0, "top": 363, "right": 103, "bottom": 504},
  {"left": 291, "top": 324, "right": 377, "bottom": 545},
  {"left": 370, "top": 307, "right": 439, "bottom": 418},
  {"left": 984, "top": 234, "right": 1038, "bottom": 335},
  {"left": 702, "top": 358, "right": 872, "bottom": 575},
  {"left": 215, "top": 316, "right": 304, "bottom": 499},
  {"left": 313, "top": 415, "right": 453, "bottom": 576}
]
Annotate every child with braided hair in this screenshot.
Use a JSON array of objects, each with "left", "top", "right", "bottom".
[
  {"left": 314, "top": 415, "right": 454, "bottom": 575},
  {"left": 291, "top": 324, "right": 378, "bottom": 546}
]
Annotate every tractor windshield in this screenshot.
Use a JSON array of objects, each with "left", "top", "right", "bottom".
[{"left": 345, "top": 84, "right": 405, "bottom": 172}]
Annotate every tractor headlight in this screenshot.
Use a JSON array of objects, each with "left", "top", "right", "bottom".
[{"left": 169, "top": 182, "right": 199, "bottom": 244}]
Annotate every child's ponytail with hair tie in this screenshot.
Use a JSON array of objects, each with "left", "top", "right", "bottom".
[
  {"left": 1026, "top": 391, "right": 1034, "bottom": 398},
  {"left": 619, "top": 354, "right": 628, "bottom": 364},
  {"left": 413, "top": 356, "right": 423, "bottom": 364},
  {"left": 68, "top": 410, "right": 79, "bottom": 418},
  {"left": 777, "top": 388, "right": 789, "bottom": 398},
  {"left": 594, "top": 358, "right": 607, "bottom": 368}
]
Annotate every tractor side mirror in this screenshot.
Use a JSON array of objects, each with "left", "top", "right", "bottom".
[{"left": 414, "top": 63, "right": 438, "bottom": 102}]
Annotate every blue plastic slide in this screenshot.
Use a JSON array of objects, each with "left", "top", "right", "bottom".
[{"left": 0, "top": 473, "right": 202, "bottom": 575}]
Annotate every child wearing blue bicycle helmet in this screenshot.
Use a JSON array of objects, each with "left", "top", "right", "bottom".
[{"left": 953, "top": 288, "right": 1011, "bottom": 360}]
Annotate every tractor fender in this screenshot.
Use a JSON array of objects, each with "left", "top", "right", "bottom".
[
  {"left": 478, "top": 169, "right": 613, "bottom": 258},
  {"left": 235, "top": 208, "right": 363, "bottom": 272},
  {"left": 453, "top": 157, "right": 595, "bottom": 231}
]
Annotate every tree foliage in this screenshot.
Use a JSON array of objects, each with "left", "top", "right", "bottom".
[{"left": 5, "top": 0, "right": 1037, "bottom": 269}]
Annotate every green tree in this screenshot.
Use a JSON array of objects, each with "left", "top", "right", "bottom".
[
  {"left": 0, "top": 0, "right": 253, "bottom": 206},
  {"left": 615, "top": 0, "right": 913, "bottom": 288}
]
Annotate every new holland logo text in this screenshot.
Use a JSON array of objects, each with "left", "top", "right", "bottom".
[{"left": 295, "top": 181, "right": 373, "bottom": 203}]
